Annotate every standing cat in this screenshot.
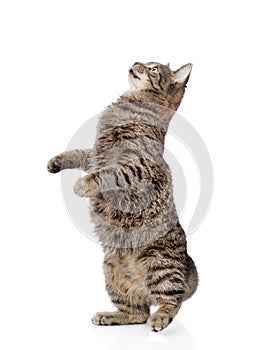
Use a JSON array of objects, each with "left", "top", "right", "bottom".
[{"left": 47, "top": 61, "right": 198, "bottom": 331}]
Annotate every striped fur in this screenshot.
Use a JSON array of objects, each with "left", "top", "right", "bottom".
[{"left": 47, "top": 62, "right": 198, "bottom": 331}]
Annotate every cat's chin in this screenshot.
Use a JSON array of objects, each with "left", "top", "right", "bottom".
[{"left": 128, "top": 77, "right": 139, "bottom": 91}]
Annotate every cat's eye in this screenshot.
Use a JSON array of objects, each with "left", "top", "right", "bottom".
[{"left": 150, "top": 67, "right": 158, "bottom": 72}]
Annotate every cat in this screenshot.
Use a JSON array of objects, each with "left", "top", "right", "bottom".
[{"left": 47, "top": 61, "right": 198, "bottom": 332}]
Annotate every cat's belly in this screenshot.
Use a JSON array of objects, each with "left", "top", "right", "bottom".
[{"left": 88, "top": 192, "right": 179, "bottom": 248}]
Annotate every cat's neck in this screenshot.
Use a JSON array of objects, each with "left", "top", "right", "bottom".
[
  {"left": 120, "top": 89, "right": 169, "bottom": 108},
  {"left": 116, "top": 89, "right": 175, "bottom": 129},
  {"left": 96, "top": 89, "right": 176, "bottom": 138}
]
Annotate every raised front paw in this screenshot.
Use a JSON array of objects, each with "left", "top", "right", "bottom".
[
  {"left": 74, "top": 174, "right": 98, "bottom": 197},
  {"left": 47, "top": 155, "right": 62, "bottom": 173}
]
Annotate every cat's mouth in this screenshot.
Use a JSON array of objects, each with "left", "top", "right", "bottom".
[{"left": 129, "top": 69, "right": 140, "bottom": 80}]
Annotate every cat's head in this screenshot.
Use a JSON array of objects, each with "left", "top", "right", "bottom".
[{"left": 128, "top": 61, "right": 192, "bottom": 110}]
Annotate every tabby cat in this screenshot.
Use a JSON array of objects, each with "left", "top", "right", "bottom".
[{"left": 47, "top": 61, "right": 198, "bottom": 331}]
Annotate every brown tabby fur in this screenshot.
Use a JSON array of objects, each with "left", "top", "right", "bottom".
[{"left": 47, "top": 62, "right": 198, "bottom": 331}]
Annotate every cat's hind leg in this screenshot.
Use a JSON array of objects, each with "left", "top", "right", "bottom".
[
  {"left": 92, "top": 309, "right": 149, "bottom": 326},
  {"left": 147, "top": 260, "right": 198, "bottom": 331},
  {"left": 147, "top": 299, "right": 182, "bottom": 332},
  {"left": 92, "top": 256, "right": 150, "bottom": 326},
  {"left": 92, "top": 299, "right": 150, "bottom": 326}
]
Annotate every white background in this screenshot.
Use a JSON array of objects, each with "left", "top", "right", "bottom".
[{"left": 0, "top": 1, "right": 276, "bottom": 349}]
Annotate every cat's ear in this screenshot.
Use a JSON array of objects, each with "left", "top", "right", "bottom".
[{"left": 172, "top": 63, "right": 192, "bottom": 85}]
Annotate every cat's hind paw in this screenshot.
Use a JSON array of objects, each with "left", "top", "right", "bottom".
[
  {"left": 92, "top": 312, "right": 116, "bottom": 325},
  {"left": 92, "top": 311, "right": 148, "bottom": 326},
  {"left": 147, "top": 314, "right": 173, "bottom": 332}
]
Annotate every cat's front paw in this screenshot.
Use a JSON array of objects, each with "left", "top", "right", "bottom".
[
  {"left": 74, "top": 174, "right": 98, "bottom": 197},
  {"left": 47, "top": 155, "right": 62, "bottom": 173}
]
